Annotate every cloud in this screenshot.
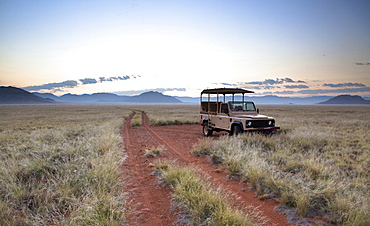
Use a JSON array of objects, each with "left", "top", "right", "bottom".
[
  {"left": 258, "top": 86, "right": 370, "bottom": 96},
  {"left": 245, "top": 79, "right": 278, "bottom": 85},
  {"left": 22, "top": 75, "right": 139, "bottom": 92},
  {"left": 281, "top": 78, "right": 293, "bottom": 83},
  {"left": 119, "top": 76, "right": 131, "bottom": 80},
  {"left": 219, "top": 82, "right": 236, "bottom": 86},
  {"left": 323, "top": 83, "right": 366, "bottom": 88},
  {"left": 241, "top": 86, "right": 261, "bottom": 90},
  {"left": 245, "top": 77, "right": 306, "bottom": 85},
  {"left": 262, "top": 79, "right": 279, "bottom": 85},
  {"left": 79, "top": 76, "right": 135, "bottom": 85},
  {"left": 285, "top": 85, "right": 310, "bottom": 89},
  {"left": 263, "top": 85, "right": 279, "bottom": 89},
  {"left": 211, "top": 78, "right": 370, "bottom": 97},
  {"left": 263, "top": 90, "right": 295, "bottom": 95},
  {"left": 297, "top": 87, "right": 370, "bottom": 94},
  {"left": 23, "top": 80, "right": 78, "bottom": 91},
  {"left": 81, "top": 76, "right": 133, "bottom": 84},
  {"left": 276, "top": 91, "right": 296, "bottom": 94},
  {"left": 79, "top": 78, "right": 97, "bottom": 84},
  {"left": 99, "top": 76, "right": 132, "bottom": 83},
  {"left": 284, "top": 78, "right": 306, "bottom": 83},
  {"left": 237, "top": 85, "right": 278, "bottom": 90},
  {"left": 213, "top": 78, "right": 306, "bottom": 90}
]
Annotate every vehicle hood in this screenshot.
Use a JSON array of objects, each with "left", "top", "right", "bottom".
[{"left": 234, "top": 114, "right": 271, "bottom": 119}]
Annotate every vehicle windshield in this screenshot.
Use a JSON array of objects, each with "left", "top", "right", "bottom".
[{"left": 229, "top": 101, "right": 256, "bottom": 111}]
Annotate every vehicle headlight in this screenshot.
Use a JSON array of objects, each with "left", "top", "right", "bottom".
[
  {"left": 246, "top": 121, "right": 252, "bottom": 127},
  {"left": 268, "top": 121, "right": 272, "bottom": 126}
]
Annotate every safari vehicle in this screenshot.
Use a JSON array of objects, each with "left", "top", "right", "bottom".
[{"left": 199, "top": 88, "right": 280, "bottom": 136}]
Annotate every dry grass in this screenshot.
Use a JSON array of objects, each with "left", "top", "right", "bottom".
[
  {"left": 3, "top": 104, "right": 368, "bottom": 225},
  {"left": 0, "top": 105, "right": 133, "bottom": 225},
  {"left": 131, "top": 104, "right": 199, "bottom": 126},
  {"left": 154, "top": 160, "right": 258, "bottom": 226},
  {"left": 130, "top": 110, "right": 142, "bottom": 127},
  {"left": 140, "top": 145, "right": 164, "bottom": 158},
  {"left": 192, "top": 105, "right": 370, "bottom": 225}
]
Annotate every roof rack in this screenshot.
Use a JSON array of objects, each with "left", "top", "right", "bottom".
[{"left": 201, "top": 88, "right": 254, "bottom": 95}]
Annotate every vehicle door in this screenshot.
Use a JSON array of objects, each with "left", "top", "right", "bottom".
[
  {"left": 216, "top": 103, "right": 230, "bottom": 130},
  {"left": 208, "top": 102, "right": 220, "bottom": 128}
]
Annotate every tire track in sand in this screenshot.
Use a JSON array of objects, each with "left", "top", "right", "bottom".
[
  {"left": 141, "top": 112, "right": 189, "bottom": 162},
  {"left": 122, "top": 112, "right": 176, "bottom": 226}
]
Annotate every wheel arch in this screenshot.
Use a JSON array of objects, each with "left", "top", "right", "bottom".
[
  {"left": 231, "top": 121, "right": 244, "bottom": 132},
  {"left": 202, "top": 118, "right": 213, "bottom": 137},
  {"left": 202, "top": 118, "right": 211, "bottom": 125}
]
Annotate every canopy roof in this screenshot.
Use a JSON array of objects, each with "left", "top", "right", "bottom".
[{"left": 201, "top": 88, "right": 254, "bottom": 95}]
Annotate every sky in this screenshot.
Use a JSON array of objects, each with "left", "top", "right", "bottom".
[{"left": 1, "top": 0, "right": 369, "bottom": 97}]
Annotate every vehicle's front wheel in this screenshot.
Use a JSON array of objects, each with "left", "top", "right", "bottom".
[
  {"left": 202, "top": 122, "right": 213, "bottom": 137},
  {"left": 231, "top": 124, "right": 241, "bottom": 136}
]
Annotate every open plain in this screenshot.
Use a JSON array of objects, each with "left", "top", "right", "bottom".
[{"left": 1, "top": 104, "right": 369, "bottom": 225}]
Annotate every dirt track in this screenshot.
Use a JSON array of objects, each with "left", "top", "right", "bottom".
[{"left": 121, "top": 112, "right": 289, "bottom": 225}]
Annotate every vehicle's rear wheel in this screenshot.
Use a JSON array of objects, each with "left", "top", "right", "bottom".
[
  {"left": 202, "top": 122, "right": 213, "bottom": 137},
  {"left": 231, "top": 124, "right": 241, "bottom": 136}
]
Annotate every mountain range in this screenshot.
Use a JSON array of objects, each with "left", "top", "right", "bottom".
[
  {"left": 0, "top": 86, "right": 55, "bottom": 104},
  {"left": 1, "top": 86, "right": 369, "bottom": 105},
  {"left": 0, "top": 87, "right": 181, "bottom": 104},
  {"left": 34, "top": 91, "right": 181, "bottom": 103},
  {"left": 318, "top": 95, "right": 370, "bottom": 105}
]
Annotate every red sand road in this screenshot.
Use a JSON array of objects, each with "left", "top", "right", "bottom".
[{"left": 121, "top": 112, "right": 290, "bottom": 225}]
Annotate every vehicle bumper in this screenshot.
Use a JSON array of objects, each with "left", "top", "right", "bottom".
[{"left": 244, "top": 127, "right": 280, "bottom": 131}]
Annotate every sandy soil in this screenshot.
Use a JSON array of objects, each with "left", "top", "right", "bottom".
[{"left": 121, "top": 112, "right": 290, "bottom": 225}]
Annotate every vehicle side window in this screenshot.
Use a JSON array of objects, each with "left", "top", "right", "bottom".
[
  {"left": 229, "top": 102, "right": 255, "bottom": 111},
  {"left": 235, "top": 105, "right": 243, "bottom": 111},
  {"left": 229, "top": 102, "right": 242, "bottom": 111},
  {"left": 245, "top": 103, "right": 255, "bottom": 111},
  {"left": 220, "top": 104, "right": 228, "bottom": 114}
]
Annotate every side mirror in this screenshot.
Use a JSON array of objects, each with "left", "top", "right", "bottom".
[{"left": 257, "top": 108, "right": 260, "bottom": 114}]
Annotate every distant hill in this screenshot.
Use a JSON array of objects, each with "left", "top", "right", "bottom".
[
  {"left": 126, "top": 91, "right": 182, "bottom": 103},
  {"left": 0, "top": 86, "right": 55, "bottom": 104},
  {"left": 318, "top": 95, "right": 370, "bottom": 105},
  {"left": 57, "top": 93, "right": 128, "bottom": 103},
  {"left": 34, "top": 91, "right": 182, "bottom": 103},
  {"left": 33, "top": 92, "right": 59, "bottom": 101}
]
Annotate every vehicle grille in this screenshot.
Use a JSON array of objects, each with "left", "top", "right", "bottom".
[{"left": 251, "top": 120, "right": 272, "bottom": 128}]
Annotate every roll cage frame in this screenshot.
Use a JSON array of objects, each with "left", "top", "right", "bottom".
[{"left": 200, "top": 88, "right": 255, "bottom": 114}]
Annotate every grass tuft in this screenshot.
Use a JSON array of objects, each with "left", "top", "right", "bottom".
[
  {"left": 155, "top": 162, "right": 258, "bottom": 225},
  {"left": 131, "top": 111, "right": 142, "bottom": 127},
  {"left": 142, "top": 146, "right": 164, "bottom": 158},
  {"left": 191, "top": 138, "right": 213, "bottom": 156}
]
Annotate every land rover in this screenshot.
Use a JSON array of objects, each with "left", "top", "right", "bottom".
[{"left": 199, "top": 88, "right": 280, "bottom": 136}]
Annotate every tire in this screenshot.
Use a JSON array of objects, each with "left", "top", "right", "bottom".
[
  {"left": 231, "top": 124, "right": 241, "bottom": 136},
  {"left": 202, "top": 122, "right": 213, "bottom": 137}
]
